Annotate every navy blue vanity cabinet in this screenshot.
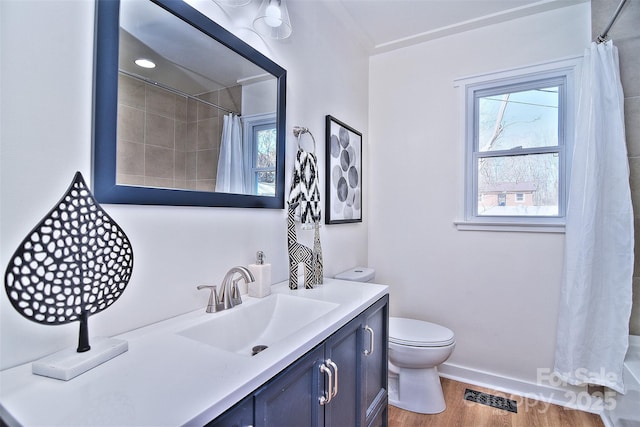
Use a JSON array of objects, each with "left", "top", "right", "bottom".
[
  {"left": 208, "top": 395, "right": 254, "bottom": 427},
  {"left": 209, "top": 295, "right": 389, "bottom": 427},
  {"left": 325, "top": 294, "right": 389, "bottom": 427},
  {"left": 361, "top": 296, "right": 389, "bottom": 427},
  {"left": 254, "top": 345, "right": 325, "bottom": 426},
  {"left": 323, "top": 314, "right": 362, "bottom": 426},
  {"left": 252, "top": 320, "right": 362, "bottom": 427}
]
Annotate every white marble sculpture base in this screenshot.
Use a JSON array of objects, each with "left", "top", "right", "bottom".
[{"left": 32, "top": 337, "right": 128, "bottom": 381}]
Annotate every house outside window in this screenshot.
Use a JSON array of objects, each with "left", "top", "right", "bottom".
[
  {"left": 482, "top": 182, "right": 534, "bottom": 210},
  {"left": 455, "top": 58, "right": 578, "bottom": 232}
]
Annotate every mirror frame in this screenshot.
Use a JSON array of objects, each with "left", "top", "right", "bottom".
[{"left": 93, "top": 0, "right": 286, "bottom": 208}]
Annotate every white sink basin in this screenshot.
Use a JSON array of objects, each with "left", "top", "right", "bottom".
[{"left": 178, "top": 294, "right": 339, "bottom": 356}]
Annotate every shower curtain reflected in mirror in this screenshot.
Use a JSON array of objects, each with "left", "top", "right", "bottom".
[{"left": 216, "top": 114, "right": 246, "bottom": 194}]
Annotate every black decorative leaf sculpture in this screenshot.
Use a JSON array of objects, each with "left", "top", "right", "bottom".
[{"left": 4, "top": 172, "right": 133, "bottom": 353}]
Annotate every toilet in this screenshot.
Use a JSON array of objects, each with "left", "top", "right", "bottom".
[
  {"left": 388, "top": 317, "right": 455, "bottom": 414},
  {"left": 335, "top": 267, "right": 456, "bottom": 415}
]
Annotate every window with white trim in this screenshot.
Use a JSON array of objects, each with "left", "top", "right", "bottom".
[
  {"left": 242, "top": 113, "right": 277, "bottom": 196},
  {"left": 458, "top": 61, "right": 577, "bottom": 232}
]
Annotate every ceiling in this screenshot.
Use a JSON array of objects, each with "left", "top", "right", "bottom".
[
  {"left": 118, "top": 0, "right": 589, "bottom": 94},
  {"left": 322, "top": 0, "right": 587, "bottom": 54}
]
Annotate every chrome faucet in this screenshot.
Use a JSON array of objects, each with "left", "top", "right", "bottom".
[{"left": 219, "top": 266, "right": 255, "bottom": 310}]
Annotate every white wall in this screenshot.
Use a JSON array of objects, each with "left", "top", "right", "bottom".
[
  {"left": 0, "top": 0, "right": 369, "bottom": 370},
  {"left": 368, "top": 3, "right": 590, "bottom": 385}
]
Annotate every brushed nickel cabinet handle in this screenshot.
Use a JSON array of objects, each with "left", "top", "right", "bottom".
[
  {"left": 364, "top": 325, "right": 374, "bottom": 356},
  {"left": 319, "top": 362, "right": 333, "bottom": 405},
  {"left": 327, "top": 359, "right": 339, "bottom": 399}
]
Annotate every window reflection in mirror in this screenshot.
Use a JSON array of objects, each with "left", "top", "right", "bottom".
[{"left": 243, "top": 113, "right": 277, "bottom": 196}]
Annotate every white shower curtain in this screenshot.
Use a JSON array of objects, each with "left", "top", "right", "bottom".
[
  {"left": 216, "top": 113, "right": 245, "bottom": 193},
  {"left": 554, "top": 41, "right": 634, "bottom": 394}
]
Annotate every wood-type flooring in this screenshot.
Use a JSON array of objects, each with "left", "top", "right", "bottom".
[{"left": 388, "top": 378, "right": 605, "bottom": 427}]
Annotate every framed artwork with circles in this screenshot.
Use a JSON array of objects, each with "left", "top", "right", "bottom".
[{"left": 325, "top": 115, "right": 362, "bottom": 224}]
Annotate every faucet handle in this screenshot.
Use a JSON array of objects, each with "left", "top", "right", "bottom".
[
  {"left": 230, "top": 278, "right": 243, "bottom": 306},
  {"left": 197, "top": 285, "right": 223, "bottom": 313}
]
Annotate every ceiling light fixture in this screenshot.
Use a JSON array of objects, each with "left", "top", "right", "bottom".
[
  {"left": 134, "top": 58, "right": 156, "bottom": 69},
  {"left": 253, "top": 0, "right": 292, "bottom": 40}
]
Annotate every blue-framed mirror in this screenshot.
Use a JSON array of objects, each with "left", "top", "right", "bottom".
[{"left": 93, "top": 0, "right": 286, "bottom": 208}]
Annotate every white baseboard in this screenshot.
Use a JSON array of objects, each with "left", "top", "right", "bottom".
[{"left": 438, "top": 362, "right": 607, "bottom": 422}]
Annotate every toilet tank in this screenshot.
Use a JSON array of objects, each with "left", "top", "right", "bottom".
[{"left": 335, "top": 267, "right": 375, "bottom": 282}]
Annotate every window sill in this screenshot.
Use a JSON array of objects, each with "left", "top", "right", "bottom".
[{"left": 454, "top": 220, "right": 565, "bottom": 233}]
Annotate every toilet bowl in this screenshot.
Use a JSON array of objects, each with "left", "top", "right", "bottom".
[
  {"left": 334, "top": 268, "right": 455, "bottom": 414},
  {"left": 388, "top": 317, "right": 455, "bottom": 414}
]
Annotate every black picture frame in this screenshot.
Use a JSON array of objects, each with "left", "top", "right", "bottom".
[{"left": 325, "top": 115, "right": 363, "bottom": 224}]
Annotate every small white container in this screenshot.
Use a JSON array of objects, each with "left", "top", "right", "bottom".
[{"left": 248, "top": 251, "right": 272, "bottom": 298}]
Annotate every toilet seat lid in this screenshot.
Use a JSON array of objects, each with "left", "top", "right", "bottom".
[{"left": 389, "top": 317, "right": 455, "bottom": 347}]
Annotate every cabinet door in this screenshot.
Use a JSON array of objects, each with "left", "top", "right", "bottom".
[
  {"left": 207, "top": 395, "right": 253, "bottom": 427},
  {"left": 254, "top": 345, "right": 325, "bottom": 427},
  {"left": 323, "top": 316, "right": 361, "bottom": 427},
  {"left": 361, "top": 295, "right": 389, "bottom": 426}
]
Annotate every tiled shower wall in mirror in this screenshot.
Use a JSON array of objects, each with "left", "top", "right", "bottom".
[{"left": 116, "top": 73, "right": 241, "bottom": 192}]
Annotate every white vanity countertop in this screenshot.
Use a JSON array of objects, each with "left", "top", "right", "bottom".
[{"left": 0, "top": 279, "right": 388, "bottom": 426}]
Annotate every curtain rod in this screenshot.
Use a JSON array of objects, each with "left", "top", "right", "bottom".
[
  {"left": 118, "top": 69, "right": 240, "bottom": 116},
  {"left": 596, "top": 0, "right": 628, "bottom": 43}
]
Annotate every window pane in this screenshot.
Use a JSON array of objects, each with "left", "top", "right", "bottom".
[
  {"left": 256, "top": 171, "right": 275, "bottom": 196},
  {"left": 255, "top": 128, "right": 277, "bottom": 168},
  {"left": 478, "top": 86, "right": 558, "bottom": 152},
  {"left": 476, "top": 153, "right": 559, "bottom": 216}
]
